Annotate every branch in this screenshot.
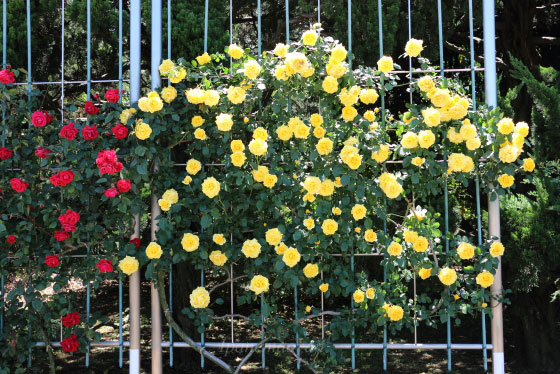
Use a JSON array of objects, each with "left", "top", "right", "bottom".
[
  {"left": 209, "top": 275, "right": 247, "bottom": 294},
  {"left": 232, "top": 337, "right": 271, "bottom": 374},
  {"left": 286, "top": 346, "right": 320, "bottom": 374},
  {"left": 37, "top": 325, "right": 56, "bottom": 374},
  {"left": 295, "top": 310, "right": 341, "bottom": 323},
  {"left": 211, "top": 314, "right": 250, "bottom": 321}
]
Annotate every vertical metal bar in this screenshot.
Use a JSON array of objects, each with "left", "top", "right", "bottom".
[
  {"left": 476, "top": 178, "right": 488, "bottom": 371},
  {"left": 86, "top": 257, "right": 91, "bottom": 367},
  {"left": 317, "top": 0, "right": 321, "bottom": 23},
  {"left": 320, "top": 271, "right": 324, "bottom": 338},
  {"left": 347, "top": 0, "right": 352, "bottom": 69},
  {"left": 26, "top": 0, "right": 31, "bottom": 94},
  {"left": 2, "top": 0, "right": 5, "bottom": 67},
  {"left": 169, "top": 264, "right": 173, "bottom": 367},
  {"left": 230, "top": 263, "right": 234, "bottom": 343},
  {"left": 351, "top": 247, "right": 355, "bottom": 370},
  {"left": 295, "top": 286, "right": 300, "bottom": 371},
  {"left": 257, "top": 0, "right": 261, "bottom": 56},
  {"left": 437, "top": 0, "right": 444, "bottom": 77},
  {"left": 468, "top": 0, "right": 476, "bottom": 110},
  {"left": 119, "top": 275, "right": 123, "bottom": 367},
  {"left": 407, "top": 0, "right": 412, "bottom": 104},
  {"left": 118, "top": 0, "right": 123, "bottom": 100},
  {"left": 167, "top": 0, "right": 171, "bottom": 60},
  {"left": 86, "top": 0, "right": 91, "bottom": 99},
  {"left": 261, "top": 295, "right": 265, "bottom": 368},
  {"left": 285, "top": 0, "right": 289, "bottom": 44},
  {"left": 203, "top": 0, "right": 209, "bottom": 52},
  {"left": 229, "top": 0, "right": 232, "bottom": 69},
  {"left": 200, "top": 270, "right": 205, "bottom": 368},
  {"left": 61, "top": 0, "right": 65, "bottom": 122},
  {"left": 0, "top": 275, "right": 4, "bottom": 334}
]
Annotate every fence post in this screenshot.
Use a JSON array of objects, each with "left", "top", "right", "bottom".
[
  {"left": 129, "top": 0, "right": 142, "bottom": 372},
  {"left": 150, "top": 0, "right": 163, "bottom": 373},
  {"left": 483, "top": 1, "right": 505, "bottom": 373}
]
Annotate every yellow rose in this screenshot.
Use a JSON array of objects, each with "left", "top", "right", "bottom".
[
  {"left": 244, "top": 60, "right": 261, "bottom": 79},
  {"left": 321, "top": 219, "right": 338, "bottom": 235},
  {"left": 312, "top": 127, "right": 326, "bottom": 139},
  {"left": 265, "top": 228, "right": 283, "bottom": 246},
  {"left": 201, "top": 177, "right": 220, "bottom": 198},
  {"left": 263, "top": 173, "right": 278, "bottom": 188},
  {"left": 366, "top": 288, "right": 376, "bottom": 299},
  {"left": 303, "top": 263, "right": 319, "bottom": 278},
  {"left": 459, "top": 123, "right": 477, "bottom": 140},
  {"left": 230, "top": 151, "right": 246, "bottom": 167},
  {"left": 191, "top": 115, "right": 205, "bottom": 128},
  {"left": 339, "top": 87, "right": 360, "bottom": 106},
  {"left": 515, "top": 121, "right": 529, "bottom": 137},
  {"left": 359, "top": 88, "right": 379, "bottom": 105},
  {"left": 285, "top": 52, "right": 309, "bottom": 74},
  {"left": 401, "top": 131, "right": 418, "bottom": 149},
  {"left": 378, "top": 173, "right": 403, "bottom": 199},
  {"left": 353, "top": 289, "right": 365, "bottom": 303},
  {"left": 213, "top": 234, "right": 226, "bottom": 246},
  {"left": 387, "top": 242, "right": 403, "bottom": 257},
  {"left": 466, "top": 137, "right": 481, "bottom": 150},
  {"left": 341, "top": 106, "right": 358, "bottom": 122},
  {"left": 372, "top": 144, "right": 390, "bottom": 163},
  {"left": 158, "top": 59, "right": 175, "bottom": 74},
  {"left": 227, "top": 86, "right": 246, "bottom": 104},
  {"left": 230, "top": 140, "right": 245, "bottom": 152},
  {"left": 194, "top": 128, "right": 207, "bottom": 140},
  {"left": 351, "top": 204, "right": 367, "bottom": 221},
  {"left": 499, "top": 145, "right": 521, "bottom": 163},
  {"left": 497, "top": 174, "right": 514, "bottom": 188},
  {"left": 252, "top": 165, "right": 269, "bottom": 182},
  {"left": 215, "top": 113, "right": 233, "bottom": 132},
  {"left": 438, "top": 267, "right": 458, "bottom": 286},
  {"left": 145, "top": 93, "right": 163, "bottom": 113},
  {"left": 344, "top": 152, "right": 362, "bottom": 170},
  {"left": 310, "top": 113, "right": 323, "bottom": 127},
  {"left": 418, "top": 130, "right": 436, "bottom": 149},
  {"left": 146, "top": 242, "right": 163, "bottom": 259},
  {"left": 275, "top": 65, "right": 289, "bottom": 81},
  {"left": 227, "top": 44, "right": 244, "bottom": 59},
  {"left": 162, "top": 189, "right": 179, "bottom": 204},
  {"left": 319, "top": 283, "right": 329, "bottom": 293},
  {"left": 457, "top": 242, "right": 475, "bottom": 260},
  {"left": 282, "top": 247, "right": 301, "bottom": 267},
  {"left": 252, "top": 127, "right": 268, "bottom": 141},
  {"left": 275, "top": 242, "right": 288, "bottom": 255},
  {"left": 249, "top": 275, "right": 269, "bottom": 295},
  {"left": 364, "top": 110, "right": 376, "bottom": 122},
  {"left": 377, "top": 56, "right": 393, "bottom": 74},
  {"left": 303, "top": 176, "right": 322, "bottom": 194},
  {"left": 430, "top": 89, "right": 451, "bottom": 108},
  {"left": 119, "top": 108, "right": 136, "bottom": 124},
  {"left": 448, "top": 153, "right": 474, "bottom": 173},
  {"left": 168, "top": 67, "right": 186, "bottom": 84},
  {"left": 448, "top": 103, "right": 468, "bottom": 120},
  {"left": 302, "top": 30, "right": 318, "bottom": 45},
  {"left": 319, "top": 179, "right": 335, "bottom": 197},
  {"left": 294, "top": 123, "right": 311, "bottom": 139},
  {"left": 523, "top": 158, "right": 535, "bottom": 172},
  {"left": 417, "top": 76, "right": 435, "bottom": 92},
  {"left": 332, "top": 207, "right": 342, "bottom": 215},
  {"left": 119, "top": 256, "right": 139, "bottom": 275},
  {"left": 181, "top": 233, "right": 200, "bottom": 252},
  {"left": 413, "top": 236, "right": 429, "bottom": 252},
  {"left": 316, "top": 138, "right": 333, "bottom": 155},
  {"left": 196, "top": 52, "right": 211, "bottom": 65},
  {"left": 387, "top": 305, "right": 404, "bottom": 321},
  {"left": 447, "top": 127, "right": 463, "bottom": 144},
  {"left": 411, "top": 157, "right": 425, "bottom": 166},
  {"left": 326, "top": 62, "right": 347, "bottom": 78},
  {"left": 135, "top": 121, "right": 152, "bottom": 140},
  {"left": 476, "top": 271, "right": 494, "bottom": 288},
  {"left": 303, "top": 218, "right": 315, "bottom": 230},
  {"left": 186, "top": 88, "right": 206, "bottom": 104},
  {"left": 242, "top": 239, "right": 261, "bottom": 258},
  {"left": 189, "top": 286, "right": 210, "bottom": 308},
  {"left": 405, "top": 38, "right": 423, "bottom": 57},
  {"left": 276, "top": 125, "right": 293, "bottom": 141},
  {"left": 330, "top": 44, "right": 347, "bottom": 63},
  {"left": 403, "top": 230, "right": 418, "bottom": 244},
  {"left": 182, "top": 175, "right": 192, "bottom": 185},
  {"left": 322, "top": 76, "right": 339, "bottom": 94},
  {"left": 158, "top": 198, "right": 171, "bottom": 211},
  {"left": 419, "top": 267, "right": 432, "bottom": 280},
  {"left": 422, "top": 107, "right": 441, "bottom": 127},
  {"left": 497, "top": 117, "right": 514, "bottom": 135},
  {"left": 161, "top": 86, "right": 177, "bottom": 103},
  {"left": 186, "top": 159, "right": 202, "bottom": 175},
  {"left": 209, "top": 250, "right": 228, "bottom": 266},
  {"left": 273, "top": 43, "right": 288, "bottom": 57},
  {"left": 364, "top": 229, "right": 377, "bottom": 243},
  {"left": 248, "top": 138, "right": 268, "bottom": 156}
]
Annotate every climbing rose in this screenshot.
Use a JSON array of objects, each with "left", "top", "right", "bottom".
[
  {"left": 129, "top": 238, "right": 141, "bottom": 247},
  {"left": 104, "top": 88, "right": 120, "bottom": 103},
  {"left": 35, "top": 146, "right": 51, "bottom": 158},
  {"left": 95, "top": 150, "right": 123, "bottom": 175},
  {"left": 54, "top": 230, "right": 70, "bottom": 241},
  {"left": 10, "top": 178, "right": 28, "bottom": 193},
  {"left": 0, "top": 69, "right": 15, "bottom": 84},
  {"left": 104, "top": 188, "right": 118, "bottom": 198},
  {"left": 96, "top": 259, "right": 113, "bottom": 273},
  {"left": 111, "top": 123, "right": 128, "bottom": 139},
  {"left": 61, "top": 313, "right": 81, "bottom": 327},
  {"left": 50, "top": 170, "right": 74, "bottom": 187},
  {"left": 0, "top": 147, "right": 13, "bottom": 160},
  {"left": 31, "top": 111, "right": 48, "bottom": 127},
  {"left": 7, "top": 235, "right": 16, "bottom": 244},
  {"left": 82, "top": 124, "right": 98, "bottom": 140},
  {"left": 61, "top": 335, "right": 79, "bottom": 353},
  {"left": 45, "top": 255, "right": 60, "bottom": 267},
  {"left": 116, "top": 179, "right": 132, "bottom": 193},
  {"left": 60, "top": 122, "right": 79, "bottom": 140},
  {"left": 84, "top": 101, "right": 99, "bottom": 115},
  {"left": 58, "top": 210, "right": 80, "bottom": 232}
]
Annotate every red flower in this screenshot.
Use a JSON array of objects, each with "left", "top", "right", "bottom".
[
  {"left": 129, "top": 238, "right": 141, "bottom": 248},
  {"left": 82, "top": 125, "right": 98, "bottom": 140},
  {"left": 0, "top": 69, "right": 15, "bottom": 84},
  {"left": 42, "top": 110, "right": 54, "bottom": 124},
  {"left": 35, "top": 146, "right": 52, "bottom": 159},
  {"left": 104, "top": 188, "right": 118, "bottom": 198},
  {"left": 96, "top": 259, "right": 113, "bottom": 273},
  {"left": 0, "top": 147, "right": 13, "bottom": 160},
  {"left": 7, "top": 235, "right": 16, "bottom": 244},
  {"left": 60, "top": 122, "right": 79, "bottom": 140},
  {"left": 84, "top": 101, "right": 99, "bottom": 115},
  {"left": 54, "top": 230, "right": 71, "bottom": 241},
  {"left": 45, "top": 255, "right": 60, "bottom": 267},
  {"left": 61, "top": 312, "right": 81, "bottom": 327},
  {"left": 50, "top": 170, "right": 74, "bottom": 187},
  {"left": 105, "top": 89, "right": 120, "bottom": 103},
  {"left": 10, "top": 178, "right": 28, "bottom": 193},
  {"left": 58, "top": 210, "right": 80, "bottom": 232},
  {"left": 111, "top": 123, "right": 129, "bottom": 139},
  {"left": 31, "top": 111, "right": 48, "bottom": 127},
  {"left": 95, "top": 150, "right": 123, "bottom": 175},
  {"left": 61, "top": 334, "right": 79, "bottom": 353},
  {"left": 117, "top": 179, "right": 132, "bottom": 193}
]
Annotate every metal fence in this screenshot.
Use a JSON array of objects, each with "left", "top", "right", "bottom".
[{"left": 0, "top": 0, "right": 505, "bottom": 373}]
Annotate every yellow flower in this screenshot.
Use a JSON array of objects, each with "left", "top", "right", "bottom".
[
  {"left": 119, "top": 256, "right": 139, "bottom": 275},
  {"left": 413, "top": 236, "right": 429, "bottom": 252},
  {"left": 142, "top": 92, "right": 164, "bottom": 112},
  {"left": 181, "top": 233, "right": 200, "bottom": 252},
  {"left": 265, "top": 228, "right": 283, "bottom": 246},
  {"left": 119, "top": 108, "right": 136, "bottom": 124},
  {"left": 365, "top": 288, "right": 376, "bottom": 299},
  {"left": 448, "top": 153, "right": 473, "bottom": 173},
  {"left": 341, "top": 106, "right": 358, "bottom": 122},
  {"left": 186, "top": 88, "right": 206, "bottom": 104},
  {"left": 476, "top": 271, "right": 494, "bottom": 288},
  {"left": 310, "top": 113, "right": 323, "bottom": 127},
  {"left": 305, "top": 305, "right": 312, "bottom": 313},
  {"left": 182, "top": 175, "right": 192, "bottom": 185},
  {"left": 230, "top": 139, "right": 245, "bottom": 152},
  {"left": 263, "top": 173, "right": 278, "bottom": 188},
  {"left": 168, "top": 67, "right": 186, "bottom": 83},
  {"left": 497, "top": 174, "right": 514, "bottom": 188},
  {"left": 244, "top": 116, "right": 250, "bottom": 123},
  {"left": 194, "top": 128, "right": 207, "bottom": 140},
  {"left": 321, "top": 219, "right": 338, "bottom": 235},
  {"left": 196, "top": 52, "right": 211, "bottom": 65},
  {"left": 351, "top": 204, "right": 367, "bottom": 221},
  {"left": 377, "top": 56, "right": 393, "bottom": 74},
  {"left": 319, "top": 179, "right": 335, "bottom": 197},
  {"left": 378, "top": 172, "right": 403, "bottom": 199},
  {"left": 283, "top": 247, "right": 301, "bottom": 267},
  {"left": 146, "top": 242, "right": 163, "bottom": 259},
  {"left": 438, "top": 267, "right": 458, "bottom": 286},
  {"left": 285, "top": 52, "right": 309, "bottom": 75},
  {"left": 319, "top": 283, "right": 329, "bottom": 293},
  {"left": 430, "top": 89, "right": 451, "bottom": 108},
  {"left": 497, "top": 117, "right": 514, "bottom": 135},
  {"left": 213, "top": 234, "right": 226, "bottom": 246},
  {"left": 273, "top": 43, "right": 288, "bottom": 57},
  {"left": 364, "top": 110, "right": 376, "bottom": 122},
  {"left": 201, "top": 177, "right": 220, "bottom": 198},
  {"left": 459, "top": 123, "right": 477, "bottom": 141},
  {"left": 326, "top": 62, "right": 347, "bottom": 78},
  {"left": 275, "top": 242, "right": 288, "bottom": 255},
  {"left": 322, "top": 76, "right": 339, "bottom": 93},
  {"left": 209, "top": 250, "right": 228, "bottom": 266},
  {"left": 332, "top": 207, "right": 342, "bottom": 215},
  {"left": 353, "top": 289, "right": 365, "bottom": 303},
  {"left": 364, "top": 229, "right": 377, "bottom": 243},
  {"left": 401, "top": 132, "right": 418, "bottom": 149},
  {"left": 481, "top": 302, "right": 488, "bottom": 308},
  {"left": 186, "top": 159, "right": 202, "bottom": 175},
  {"left": 248, "top": 138, "right": 268, "bottom": 156},
  {"left": 405, "top": 38, "right": 423, "bottom": 57},
  {"left": 242, "top": 239, "right": 261, "bottom": 258},
  {"left": 158, "top": 198, "right": 171, "bottom": 211},
  {"left": 371, "top": 144, "right": 390, "bottom": 163},
  {"left": 253, "top": 127, "right": 268, "bottom": 141},
  {"left": 252, "top": 165, "right": 269, "bottom": 182},
  {"left": 249, "top": 275, "right": 269, "bottom": 295},
  {"left": 403, "top": 230, "right": 418, "bottom": 244},
  {"left": 499, "top": 145, "right": 521, "bottom": 163},
  {"left": 135, "top": 121, "right": 152, "bottom": 140},
  {"left": 355, "top": 227, "right": 361, "bottom": 233},
  {"left": 515, "top": 121, "right": 529, "bottom": 137},
  {"left": 244, "top": 60, "right": 262, "bottom": 79},
  {"left": 334, "top": 177, "right": 342, "bottom": 187},
  {"left": 339, "top": 87, "right": 360, "bottom": 106},
  {"left": 419, "top": 267, "right": 432, "bottom": 280},
  {"left": 302, "top": 30, "right": 318, "bottom": 45},
  {"left": 382, "top": 304, "right": 390, "bottom": 313},
  {"left": 227, "top": 86, "right": 246, "bottom": 104},
  {"left": 418, "top": 130, "right": 436, "bottom": 149},
  {"left": 303, "top": 263, "right": 319, "bottom": 278},
  {"left": 190, "top": 286, "right": 210, "bottom": 308},
  {"left": 387, "top": 242, "right": 403, "bottom": 257},
  {"left": 294, "top": 123, "right": 311, "bottom": 139},
  {"left": 418, "top": 76, "right": 435, "bottom": 92},
  {"left": 387, "top": 305, "right": 404, "bottom": 321},
  {"left": 330, "top": 44, "right": 347, "bottom": 63},
  {"left": 457, "top": 242, "right": 475, "bottom": 260},
  {"left": 359, "top": 88, "right": 379, "bottom": 105},
  {"left": 303, "top": 218, "right": 315, "bottom": 230},
  {"left": 312, "top": 127, "right": 326, "bottom": 139},
  {"left": 230, "top": 151, "right": 246, "bottom": 167},
  {"left": 523, "top": 158, "right": 535, "bottom": 172},
  {"left": 191, "top": 115, "right": 205, "bottom": 128},
  {"left": 303, "top": 176, "right": 322, "bottom": 194},
  {"left": 274, "top": 65, "right": 289, "bottom": 81},
  {"left": 161, "top": 86, "right": 177, "bottom": 103},
  {"left": 489, "top": 242, "right": 504, "bottom": 257},
  {"left": 276, "top": 125, "right": 293, "bottom": 141},
  {"left": 216, "top": 113, "right": 233, "bottom": 131},
  {"left": 162, "top": 189, "right": 179, "bottom": 204},
  {"left": 227, "top": 44, "right": 244, "bottom": 59},
  {"left": 422, "top": 107, "right": 441, "bottom": 127},
  {"left": 158, "top": 59, "right": 175, "bottom": 74},
  {"left": 466, "top": 137, "right": 481, "bottom": 150},
  {"left": 447, "top": 127, "right": 463, "bottom": 144},
  {"left": 411, "top": 157, "right": 425, "bottom": 166}
]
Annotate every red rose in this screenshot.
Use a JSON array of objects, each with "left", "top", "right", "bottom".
[
  {"left": 96, "top": 259, "right": 113, "bottom": 273},
  {"left": 60, "top": 122, "right": 79, "bottom": 140},
  {"left": 104, "top": 188, "right": 118, "bottom": 198},
  {"left": 0, "top": 69, "right": 15, "bottom": 84},
  {"left": 61, "top": 334, "right": 79, "bottom": 353},
  {"left": 42, "top": 110, "right": 54, "bottom": 124},
  {"left": 111, "top": 123, "right": 128, "bottom": 139},
  {"left": 54, "top": 230, "right": 70, "bottom": 241},
  {"left": 58, "top": 210, "right": 80, "bottom": 232},
  {"left": 10, "top": 178, "right": 28, "bottom": 193},
  {"left": 96, "top": 150, "right": 123, "bottom": 175},
  {"left": 105, "top": 89, "right": 120, "bottom": 103},
  {"left": 61, "top": 312, "right": 81, "bottom": 327},
  {"left": 93, "top": 93, "right": 99, "bottom": 100},
  {"left": 45, "top": 255, "right": 60, "bottom": 267},
  {"left": 117, "top": 179, "right": 132, "bottom": 193},
  {"left": 0, "top": 147, "right": 13, "bottom": 160},
  {"left": 31, "top": 111, "right": 48, "bottom": 127},
  {"left": 84, "top": 101, "right": 99, "bottom": 115},
  {"left": 129, "top": 238, "right": 141, "bottom": 247},
  {"left": 7, "top": 235, "right": 16, "bottom": 244},
  {"left": 50, "top": 170, "right": 74, "bottom": 187},
  {"left": 35, "top": 146, "right": 51, "bottom": 159},
  {"left": 82, "top": 125, "right": 98, "bottom": 140}
]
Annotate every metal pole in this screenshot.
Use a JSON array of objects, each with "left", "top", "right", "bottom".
[
  {"left": 129, "top": 0, "right": 142, "bottom": 372},
  {"left": 483, "top": 1, "right": 504, "bottom": 373}
]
